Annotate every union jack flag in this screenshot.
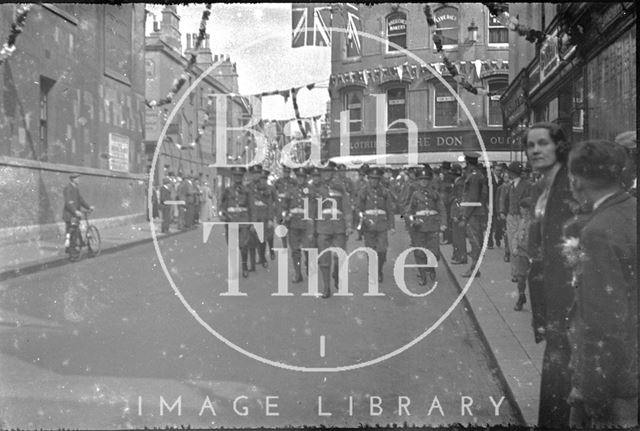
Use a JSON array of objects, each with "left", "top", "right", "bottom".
[
  {"left": 345, "top": 3, "right": 362, "bottom": 55},
  {"left": 291, "top": 3, "right": 332, "bottom": 47}
]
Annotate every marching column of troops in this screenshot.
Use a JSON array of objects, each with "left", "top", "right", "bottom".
[{"left": 217, "top": 152, "right": 493, "bottom": 298}]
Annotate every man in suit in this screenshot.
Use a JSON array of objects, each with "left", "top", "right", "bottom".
[
  {"left": 62, "top": 173, "right": 92, "bottom": 252},
  {"left": 500, "top": 162, "right": 532, "bottom": 281},
  {"left": 566, "top": 140, "right": 637, "bottom": 428},
  {"left": 160, "top": 177, "right": 172, "bottom": 233}
]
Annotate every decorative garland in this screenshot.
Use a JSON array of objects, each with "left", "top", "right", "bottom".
[
  {"left": 482, "top": 2, "right": 548, "bottom": 45},
  {"left": 146, "top": 4, "right": 212, "bottom": 108},
  {"left": 0, "top": 4, "right": 33, "bottom": 66},
  {"left": 424, "top": 5, "right": 501, "bottom": 97}
]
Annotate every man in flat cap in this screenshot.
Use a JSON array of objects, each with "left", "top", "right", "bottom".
[
  {"left": 460, "top": 151, "right": 488, "bottom": 277},
  {"left": 357, "top": 166, "right": 396, "bottom": 283},
  {"left": 500, "top": 161, "right": 532, "bottom": 280},
  {"left": 62, "top": 173, "right": 93, "bottom": 252}
]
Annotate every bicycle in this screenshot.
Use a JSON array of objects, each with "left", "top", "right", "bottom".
[{"left": 67, "top": 209, "right": 101, "bottom": 262}]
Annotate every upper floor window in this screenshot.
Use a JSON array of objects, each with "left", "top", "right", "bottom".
[
  {"left": 433, "top": 79, "right": 458, "bottom": 127},
  {"left": 387, "top": 87, "right": 406, "bottom": 129},
  {"left": 433, "top": 6, "right": 458, "bottom": 49},
  {"left": 386, "top": 11, "right": 407, "bottom": 53},
  {"left": 343, "top": 89, "right": 363, "bottom": 133},
  {"left": 487, "top": 79, "right": 508, "bottom": 126},
  {"left": 488, "top": 15, "right": 509, "bottom": 46}
]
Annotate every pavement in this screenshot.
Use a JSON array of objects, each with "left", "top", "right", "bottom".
[
  {"left": 0, "top": 217, "right": 541, "bottom": 428},
  {"left": 440, "top": 241, "right": 544, "bottom": 427},
  {"left": 0, "top": 217, "right": 189, "bottom": 281}
]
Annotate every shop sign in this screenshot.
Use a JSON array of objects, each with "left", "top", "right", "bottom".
[
  {"left": 540, "top": 30, "right": 560, "bottom": 83},
  {"left": 501, "top": 69, "right": 529, "bottom": 129},
  {"left": 328, "top": 130, "right": 518, "bottom": 157},
  {"left": 529, "top": 62, "right": 541, "bottom": 93},
  {"left": 387, "top": 13, "right": 406, "bottom": 36},
  {"left": 108, "top": 133, "right": 130, "bottom": 172}
]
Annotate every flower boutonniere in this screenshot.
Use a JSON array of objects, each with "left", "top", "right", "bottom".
[{"left": 561, "top": 235, "right": 587, "bottom": 288}]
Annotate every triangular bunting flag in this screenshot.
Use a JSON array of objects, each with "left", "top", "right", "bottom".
[
  {"left": 474, "top": 60, "right": 483, "bottom": 80},
  {"left": 397, "top": 65, "right": 403, "bottom": 81}
]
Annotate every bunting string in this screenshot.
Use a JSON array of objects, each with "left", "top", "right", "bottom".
[
  {"left": 482, "top": 3, "right": 554, "bottom": 45},
  {"left": 146, "top": 4, "right": 212, "bottom": 109},
  {"left": 0, "top": 4, "right": 33, "bottom": 66}
]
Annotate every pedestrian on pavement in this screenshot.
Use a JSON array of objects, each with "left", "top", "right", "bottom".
[
  {"left": 256, "top": 168, "right": 277, "bottom": 264},
  {"left": 193, "top": 177, "right": 202, "bottom": 225},
  {"left": 496, "top": 169, "right": 511, "bottom": 262},
  {"left": 160, "top": 177, "right": 172, "bottom": 233},
  {"left": 176, "top": 174, "right": 189, "bottom": 230},
  {"left": 500, "top": 162, "right": 532, "bottom": 282},
  {"left": 200, "top": 177, "right": 213, "bottom": 222},
  {"left": 406, "top": 166, "right": 447, "bottom": 285},
  {"left": 449, "top": 163, "right": 467, "bottom": 264},
  {"left": 357, "top": 166, "right": 396, "bottom": 283},
  {"left": 524, "top": 122, "right": 577, "bottom": 429},
  {"left": 62, "top": 173, "right": 93, "bottom": 253},
  {"left": 283, "top": 167, "right": 316, "bottom": 283},
  {"left": 564, "top": 140, "right": 637, "bottom": 428},
  {"left": 512, "top": 197, "right": 533, "bottom": 311},
  {"left": 314, "top": 164, "right": 353, "bottom": 298},
  {"left": 219, "top": 166, "right": 254, "bottom": 278},
  {"left": 439, "top": 161, "right": 455, "bottom": 244},
  {"left": 184, "top": 175, "right": 196, "bottom": 228},
  {"left": 168, "top": 172, "right": 178, "bottom": 227},
  {"left": 247, "top": 164, "right": 265, "bottom": 271},
  {"left": 460, "top": 151, "right": 488, "bottom": 278}
]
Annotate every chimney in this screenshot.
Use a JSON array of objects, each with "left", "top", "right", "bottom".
[
  {"left": 160, "top": 5, "right": 182, "bottom": 53},
  {"left": 195, "top": 33, "right": 213, "bottom": 69},
  {"left": 186, "top": 33, "right": 191, "bottom": 50}
]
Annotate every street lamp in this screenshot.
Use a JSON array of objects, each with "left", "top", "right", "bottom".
[{"left": 468, "top": 21, "right": 478, "bottom": 43}]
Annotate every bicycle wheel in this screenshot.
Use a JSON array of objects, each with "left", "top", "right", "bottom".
[{"left": 86, "top": 225, "right": 101, "bottom": 257}]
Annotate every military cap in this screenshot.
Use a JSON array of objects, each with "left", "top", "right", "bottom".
[
  {"left": 417, "top": 168, "right": 434, "bottom": 179},
  {"left": 248, "top": 164, "right": 262, "bottom": 173},
  {"left": 230, "top": 166, "right": 246, "bottom": 174},
  {"left": 464, "top": 151, "right": 480, "bottom": 162},
  {"left": 506, "top": 161, "right": 522, "bottom": 174},
  {"left": 359, "top": 163, "right": 370, "bottom": 173},
  {"left": 441, "top": 161, "right": 452, "bottom": 170},
  {"left": 367, "top": 166, "right": 383, "bottom": 178}
]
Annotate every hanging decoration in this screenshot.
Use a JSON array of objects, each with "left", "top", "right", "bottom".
[
  {"left": 0, "top": 4, "right": 33, "bottom": 66},
  {"left": 290, "top": 87, "right": 308, "bottom": 139},
  {"left": 482, "top": 2, "right": 550, "bottom": 46},
  {"left": 146, "top": 4, "right": 212, "bottom": 108}
]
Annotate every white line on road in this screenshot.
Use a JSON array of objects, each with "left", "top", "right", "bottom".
[
  {"left": 320, "top": 335, "right": 325, "bottom": 358},
  {"left": 460, "top": 202, "right": 482, "bottom": 207}
]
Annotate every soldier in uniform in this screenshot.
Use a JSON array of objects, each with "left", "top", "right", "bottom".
[
  {"left": 283, "top": 167, "right": 316, "bottom": 283},
  {"left": 219, "top": 166, "right": 254, "bottom": 278},
  {"left": 357, "top": 166, "right": 396, "bottom": 282},
  {"left": 449, "top": 163, "right": 467, "bottom": 264},
  {"left": 253, "top": 166, "right": 276, "bottom": 268},
  {"left": 400, "top": 166, "right": 421, "bottom": 249},
  {"left": 439, "top": 161, "right": 455, "bottom": 244},
  {"left": 160, "top": 177, "right": 172, "bottom": 233},
  {"left": 314, "top": 164, "right": 353, "bottom": 298},
  {"left": 273, "top": 165, "right": 296, "bottom": 249},
  {"left": 406, "top": 167, "right": 447, "bottom": 285},
  {"left": 352, "top": 164, "right": 369, "bottom": 240},
  {"left": 459, "top": 152, "right": 488, "bottom": 278}
]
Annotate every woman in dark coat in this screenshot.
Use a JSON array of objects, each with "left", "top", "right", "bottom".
[{"left": 524, "top": 122, "right": 578, "bottom": 428}]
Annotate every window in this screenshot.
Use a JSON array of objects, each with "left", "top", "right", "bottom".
[
  {"left": 488, "top": 15, "right": 508, "bottom": 46},
  {"left": 487, "top": 80, "right": 508, "bottom": 126},
  {"left": 387, "top": 87, "right": 406, "bottom": 129},
  {"left": 386, "top": 11, "right": 407, "bottom": 52},
  {"left": 343, "top": 89, "right": 363, "bottom": 133},
  {"left": 572, "top": 74, "right": 584, "bottom": 130},
  {"left": 433, "top": 80, "right": 458, "bottom": 127},
  {"left": 433, "top": 6, "right": 458, "bottom": 49},
  {"left": 39, "top": 76, "right": 55, "bottom": 161}
]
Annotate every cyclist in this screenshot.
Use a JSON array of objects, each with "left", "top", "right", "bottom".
[{"left": 63, "top": 173, "right": 93, "bottom": 253}]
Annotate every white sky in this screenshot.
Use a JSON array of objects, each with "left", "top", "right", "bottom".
[{"left": 146, "top": 3, "right": 331, "bottom": 120}]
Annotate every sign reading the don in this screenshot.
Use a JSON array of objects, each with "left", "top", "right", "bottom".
[{"left": 328, "top": 130, "right": 517, "bottom": 157}]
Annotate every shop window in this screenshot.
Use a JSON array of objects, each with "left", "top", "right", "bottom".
[
  {"left": 487, "top": 79, "right": 508, "bottom": 126},
  {"left": 433, "top": 80, "right": 458, "bottom": 127},
  {"left": 488, "top": 15, "right": 509, "bottom": 46},
  {"left": 343, "top": 89, "right": 363, "bottom": 133},
  {"left": 387, "top": 87, "right": 406, "bottom": 129},
  {"left": 386, "top": 11, "right": 407, "bottom": 52},
  {"left": 433, "top": 6, "right": 459, "bottom": 49},
  {"left": 572, "top": 74, "right": 584, "bottom": 130}
]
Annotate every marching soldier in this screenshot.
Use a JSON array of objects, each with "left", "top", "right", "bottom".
[
  {"left": 253, "top": 166, "right": 276, "bottom": 267},
  {"left": 400, "top": 166, "right": 421, "bottom": 247},
  {"left": 283, "top": 167, "right": 316, "bottom": 283},
  {"left": 314, "top": 165, "right": 353, "bottom": 298},
  {"left": 449, "top": 163, "right": 468, "bottom": 264},
  {"left": 219, "top": 166, "right": 254, "bottom": 278},
  {"left": 352, "top": 164, "right": 369, "bottom": 241},
  {"left": 160, "top": 177, "right": 172, "bottom": 233},
  {"left": 459, "top": 151, "right": 488, "bottom": 278},
  {"left": 357, "top": 166, "right": 396, "bottom": 282},
  {"left": 439, "top": 161, "right": 456, "bottom": 244},
  {"left": 273, "top": 165, "right": 297, "bottom": 249},
  {"left": 406, "top": 166, "right": 447, "bottom": 285}
]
